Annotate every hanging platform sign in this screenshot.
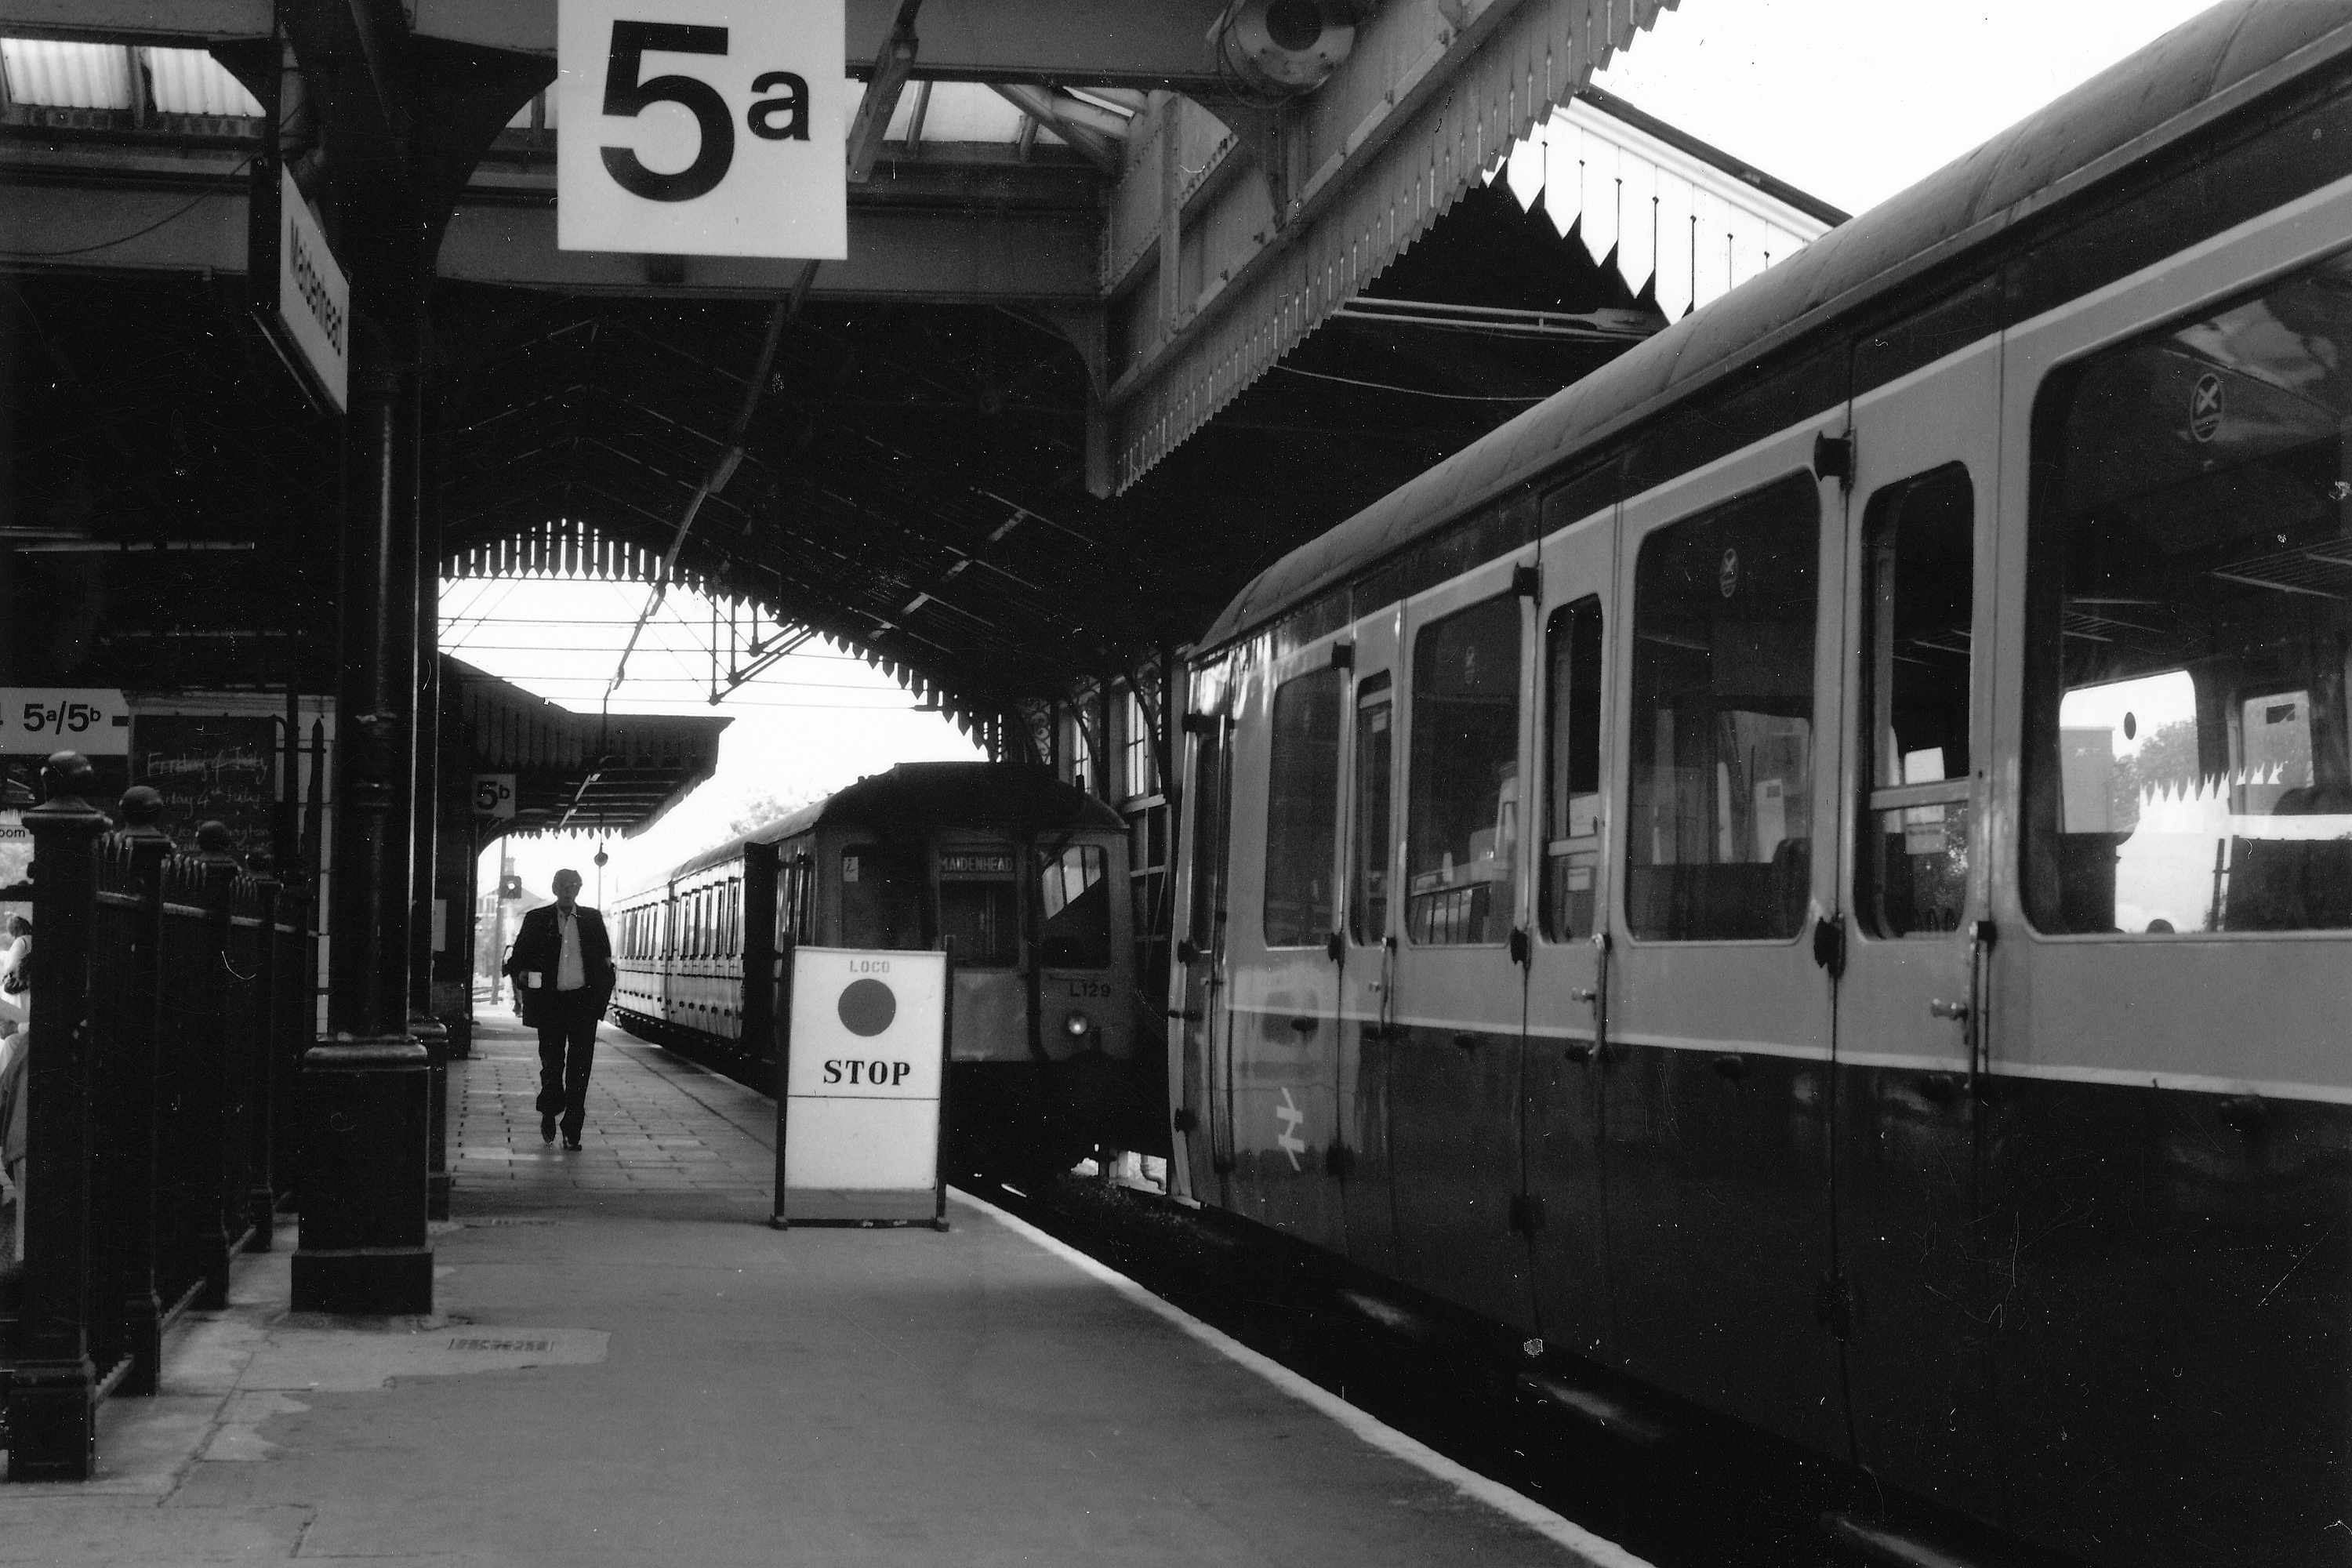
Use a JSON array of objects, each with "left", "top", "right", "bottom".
[
  {"left": 774, "top": 947, "right": 949, "bottom": 1229},
  {"left": 249, "top": 162, "right": 349, "bottom": 414},
  {"left": 557, "top": 0, "right": 847, "bottom": 260},
  {"left": 0, "top": 689, "right": 130, "bottom": 757}
]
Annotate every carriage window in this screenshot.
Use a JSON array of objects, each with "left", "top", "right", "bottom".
[
  {"left": 1349, "top": 675, "right": 1393, "bottom": 944},
  {"left": 2027, "top": 247, "right": 2352, "bottom": 935},
  {"left": 1860, "top": 466, "right": 1975, "bottom": 937},
  {"left": 1627, "top": 475, "right": 1818, "bottom": 941},
  {"left": 1407, "top": 593, "right": 1523, "bottom": 945},
  {"left": 1263, "top": 666, "right": 1345, "bottom": 947},
  {"left": 840, "top": 846, "right": 922, "bottom": 949},
  {"left": 1038, "top": 844, "right": 1112, "bottom": 968},
  {"left": 1541, "top": 598, "right": 1604, "bottom": 941}
]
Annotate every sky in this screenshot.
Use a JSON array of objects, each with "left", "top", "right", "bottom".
[
  {"left": 1588, "top": 0, "right": 2218, "bottom": 216},
  {"left": 466, "top": 0, "right": 2229, "bottom": 907}
]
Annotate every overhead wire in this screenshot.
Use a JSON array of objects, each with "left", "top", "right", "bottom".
[
  {"left": 603, "top": 263, "right": 815, "bottom": 708},
  {"left": 1271, "top": 363, "right": 1551, "bottom": 403}
]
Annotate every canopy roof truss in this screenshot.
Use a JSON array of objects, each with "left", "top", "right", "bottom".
[{"left": 0, "top": 0, "right": 1842, "bottom": 745}]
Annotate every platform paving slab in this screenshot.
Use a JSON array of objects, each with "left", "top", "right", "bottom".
[{"left": 0, "top": 1018, "right": 1634, "bottom": 1566}]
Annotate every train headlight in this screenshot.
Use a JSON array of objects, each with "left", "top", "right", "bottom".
[{"left": 1063, "top": 1011, "right": 1094, "bottom": 1039}]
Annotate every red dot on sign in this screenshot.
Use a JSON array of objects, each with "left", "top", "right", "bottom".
[{"left": 837, "top": 978, "right": 896, "bottom": 1037}]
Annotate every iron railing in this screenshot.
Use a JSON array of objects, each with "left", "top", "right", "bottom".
[{"left": 2, "top": 757, "right": 313, "bottom": 1479}]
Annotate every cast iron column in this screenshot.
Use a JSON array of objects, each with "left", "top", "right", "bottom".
[
  {"left": 292, "top": 246, "right": 433, "bottom": 1313},
  {"left": 412, "top": 400, "right": 450, "bottom": 1222}
]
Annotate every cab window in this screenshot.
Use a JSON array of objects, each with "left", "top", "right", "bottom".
[
  {"left": 1039, "top": 844, "right": 1112, "bottom": 968},
  {"left": 840, "top": 845, "right": 922, "bottom": 949}
]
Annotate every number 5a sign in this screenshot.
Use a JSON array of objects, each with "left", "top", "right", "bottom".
[{"left": 558, "top": 0, "right": 846, "bottom": 260}]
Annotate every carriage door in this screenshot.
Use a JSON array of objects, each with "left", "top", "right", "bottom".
[
  {"left": 1520, "top": 481, "right": 1617, "bottom": 1359},
  {"left": 1607, "top": 418, "right": 1844, "bottom": 1450},
  {"left": 1171, "top": 656, "right": 1233, "bottom": 1204},
  {"left": 1831, "top": 318, "right": 2000, "bottom": 1500},
  {"left": 1386, "top": 538, "right": 1539, "bottom": 1333},
  {"left": 1225, "top": 630, "right": 1350, "bottom": 1251}
]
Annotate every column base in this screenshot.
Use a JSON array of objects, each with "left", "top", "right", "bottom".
[
  {"left": 293, "top": 1036, "right": 432, "bottom": 1316},
  {"left": 5, "top": 1358, "right": 96, "bottom": 1480},
  {"left": 290, "top": 1248, "right": 434, "bottom": 1316}
]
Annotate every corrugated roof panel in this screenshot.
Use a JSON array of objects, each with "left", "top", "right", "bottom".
[
  {"left": 141, "top": 46, "right": 261, "bottom": 117},
  {"left": 2, "top": 39, "right": 135, "bottom": 110}
]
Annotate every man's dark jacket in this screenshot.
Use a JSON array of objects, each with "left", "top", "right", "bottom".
[{"left": 503, "top": 903, "right": 616, "bottom": 1022}]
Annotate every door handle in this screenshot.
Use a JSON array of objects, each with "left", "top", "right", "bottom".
[
  {"left": 1929, "top": 998, "right": 1969, "bottom": 1021},
  {"left": 1569, "top": 986, "right": 1597, "bottom": 1004}
]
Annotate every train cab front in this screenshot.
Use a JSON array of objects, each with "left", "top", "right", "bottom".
[{"left": 929, "top": 826, "right": 1144, "bottom": 1181}]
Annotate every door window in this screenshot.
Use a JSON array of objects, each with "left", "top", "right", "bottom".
[
  {"left": 1626, "top": 474, "right": 1820, "bottom": 940},
  {"left": 1406, "top": 594, "right": 1523, "bottom": 945},
  {"left": 1187, "top": 722, "right": 1225, "bottom": 950},
  {"left": 1263, "top": 666, "right": 1345, "bottom": 946},
  {"left": 1349, "top": 675, "right": 1394, "bottom": 944},
  {"left": 1541, "top": 597, "right": 1605, "bottom": 940},
  {"left": 1860, "top": 465, "right": 1975, "bottom": 936},
  {"left": 2026, "top": 246, "right": 2352, "bottom": 934}
]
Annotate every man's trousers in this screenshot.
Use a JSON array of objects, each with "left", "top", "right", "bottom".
[{"left": 534, "top": 988, "right": 602, "bottom": 1142}]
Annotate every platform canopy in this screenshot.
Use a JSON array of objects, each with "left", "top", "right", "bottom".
[
  {"left": 0, "top": 0, "right": 1841, "bottom": 745},
  {"left": 445, "top": 656, "right": 728, "bottom": 841}
]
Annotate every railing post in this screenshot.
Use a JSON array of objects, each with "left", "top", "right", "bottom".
[
  {"left": 105, "top": 789, "right": 170, "bottom": 1397},
  {"left": 245, "top": 873, "right": 282, "bottom": 1251},
  {"left": 7, "top": 752, "right": 107, "bottom": 1480},
  {"left": 185, "top": 824, "right": 240, "bottom": 1310}
]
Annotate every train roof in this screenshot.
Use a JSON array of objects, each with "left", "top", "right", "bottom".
[
  {"left": 639, "top": 763, "right": 1125, "bottom": 890},
  {"left": 1197, "top": 0, "right": 2352, "bottom": 653}
]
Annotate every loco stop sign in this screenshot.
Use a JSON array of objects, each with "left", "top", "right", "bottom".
[
  {"left": 776, "top": 947, "right": 949, "bottom": 1228},
  {"left": 557, "top": 0, "right": 847, "bottom": 260}
]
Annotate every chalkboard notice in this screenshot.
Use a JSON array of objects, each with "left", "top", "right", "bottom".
[{"left": 132, "top": 716, "right": 282, "bottom": 861}]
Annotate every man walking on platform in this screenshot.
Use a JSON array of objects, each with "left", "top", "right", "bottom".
[{"left": 503, "top": 869, "right": 615, "bottom": 1151}]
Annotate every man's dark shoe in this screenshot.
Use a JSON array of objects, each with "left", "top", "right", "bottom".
[
  {"left": 562, "top": 1135, "right": 583, "bottom": 1152},
  {"left": 541, "top": 1113, "right": 557, "bottom": 1144}
]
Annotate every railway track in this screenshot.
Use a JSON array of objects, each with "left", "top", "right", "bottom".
[{"left": 972, "top": 1170, "right": 2053, "bottom": 1568}]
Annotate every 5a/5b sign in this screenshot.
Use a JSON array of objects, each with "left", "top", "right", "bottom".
[{"left": 557, "top": 0, "right": 845, "bottom": 260}]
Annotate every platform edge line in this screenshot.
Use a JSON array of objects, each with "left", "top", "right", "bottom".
[{"left": 946, "top": 1187, "right": 1655, "bottom": 1568}]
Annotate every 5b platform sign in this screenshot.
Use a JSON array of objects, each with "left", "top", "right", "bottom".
[
  {"left": 775, "top": 947, "right": 949, "bottom": 1229},
  {"left": 557, "top": 0, "right": 847, "bottom": 260}
]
